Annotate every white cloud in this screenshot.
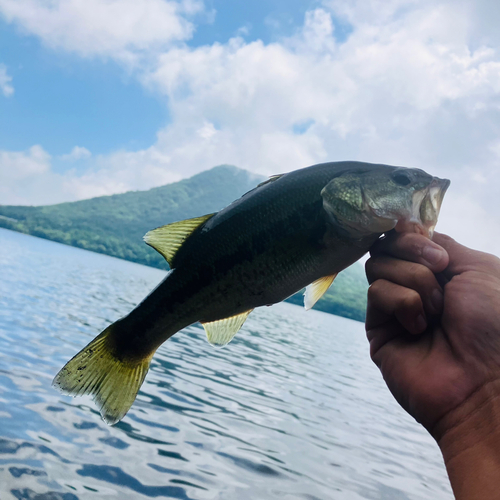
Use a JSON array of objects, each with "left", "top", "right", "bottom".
[
  {"left": 0, "top": 0, "right": 202, "bottom": 60},
  {"left": 437, "top": 192, "right": 500, "bottom": 255},
  {"left": 138, "top": 4, "right": 500, "bottom": 255},
  {"left": 0, "top": 146, "right": 51, "bottom": 204},
  {"left": 0, "top": 145, "right": 182, "bottom": 205},
  {"left": 60, "top": 146, "right": 92, "bottom": 161},
  {"left": 140, "top": 4, "right": 500, "bottom": 176},
  {"left": 0, "top": 64, "right": 14, "bottom": 97},
  {"left": 76, "top": 147, "right": 182, "bottom": 200},
  {"left": 1, "top": 0, "right": 500, "bottom": 255},
  {"left": 0, "top": 145, "right": 50, "bottom": 180}
]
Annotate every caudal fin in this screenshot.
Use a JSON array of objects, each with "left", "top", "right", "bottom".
[{"left": 52, "top": 327, "right": 152, "bottom": 425}]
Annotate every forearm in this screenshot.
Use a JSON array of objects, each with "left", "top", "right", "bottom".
[{"left": 434, "top": 380, "right": 500, "bottom": 499}]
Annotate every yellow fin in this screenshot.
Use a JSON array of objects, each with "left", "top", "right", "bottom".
[
  {"left": 143, "top": 213, "right": 215, "bottom": 266},
  {"left": 304, "top": 274, "right": 337, "bottom": 311},
  {"left": 52, "top": 326, "right": 153, "bottom": 425},
  {"left": 202, "top": 310, "right": 253, "bottom": 347}
]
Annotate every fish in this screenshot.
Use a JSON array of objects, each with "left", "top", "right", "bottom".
[{"left": 53, "top": 161, "right": 450, "bottom": 424}]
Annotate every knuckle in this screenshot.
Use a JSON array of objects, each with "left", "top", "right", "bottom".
[
  {"left": 399, "top": 231, "right": 422, "bottom": 247},
  {"left": 408, "top": 262, "right": 433, "bottom": 285},
  {"left": 367, "top": 280, "right": 384, "bottom": 301},
  {"left": 408, "top": 240, "right": 425, "bottom": 258},
  {"left": 391, "top": 233, "right": 425, "bottom": 260},
  {"left": 435, "top": 233, "right": 455, "bottom": 246},
  {"left": 401, "top": 289, "right": 421, "bottom": 310},
  {"left": 370, "top": 346, "right": 380, "bottom": 365},
  {"left": 366, "top": 256, "right": 394, "bottom": 282},
  {"left": 365, "top": 258, "right": 378, "bottom": 282},
  {"left": 482, "top": 253, "right": 500, "bottom": 271}
]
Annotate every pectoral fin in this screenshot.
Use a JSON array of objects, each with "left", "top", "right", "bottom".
[
  {"left": 304, "top": 274, "right": 337, "bottom": 310},
  {"left": 144, "top": 213, "right": 215, "bottom": 266},
  {"left": 202, "top": 310, "right": 253, "bottom": 347}
]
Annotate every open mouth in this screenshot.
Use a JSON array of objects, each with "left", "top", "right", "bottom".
[
  {"left": 419, "top": 178, "right": 450, "bottom": 237},
  {"left": 395, "top": 177, "right": 450, "bottom": 238},
  {"left": 423, "top": 178, "right": 450, "bottom": 219}
]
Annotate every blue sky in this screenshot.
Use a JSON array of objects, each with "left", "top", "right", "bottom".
[
  {"left": 0, "top": 0, "right": 321, "bottom": 158},
  {"left": 0, "top": 0, "right": 354, "bottom": 160},
  {"left": 0, "top": 22, "right": 166, "bottom": 159},
  {"left": 0, "top": 0, "right": 499, "bottom": 255},
  {"left": 190, "top": 0, "right": 352, "bottom": 45}
]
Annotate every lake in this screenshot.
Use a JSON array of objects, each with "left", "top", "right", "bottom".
[{"left": 0, "top": 228, "right": 453, "bottom": 499}]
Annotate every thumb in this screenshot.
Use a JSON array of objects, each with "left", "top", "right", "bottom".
[{"left": 432, "top": 233, "right": 500, "bottom": 279}]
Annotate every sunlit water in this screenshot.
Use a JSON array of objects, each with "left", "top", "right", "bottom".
[{"left": 0, "top": 228, "right": 453, "bottom": 500}]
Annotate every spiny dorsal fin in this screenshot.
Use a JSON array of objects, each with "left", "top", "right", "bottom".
[
  {"left": 304, "top": 274, "right": 337, "bottom": 311},
  {"left": 143, "top": 213, "right": 215, "bottom": 266},
  {"left": 257, "top": 174, "right": 283, "bottom": 188},
  {"left": 202, "top": 310, "right": 253, "bottom": 347}
]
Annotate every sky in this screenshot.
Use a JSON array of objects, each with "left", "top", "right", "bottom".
[{"left": 0, "top": 0, "right": 499, "bottom": 255}]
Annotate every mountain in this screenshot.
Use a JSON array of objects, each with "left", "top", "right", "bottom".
[
  {"left": 0, "top": 165, "right": 262, "bottom": 268},
  {"left": 0, "top": 165, "right": 368, "bottom": 321}
]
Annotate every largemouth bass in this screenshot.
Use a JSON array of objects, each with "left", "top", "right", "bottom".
[{"left": 53, "top": 161, "right": 450, "bottom": 424}]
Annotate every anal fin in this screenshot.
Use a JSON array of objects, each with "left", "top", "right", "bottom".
[
  {"left": 304, "top": 274, "right": 337, "bottom": 311},
  {"left": 202, "top": 310, "right": 253, "bottom": 347}
]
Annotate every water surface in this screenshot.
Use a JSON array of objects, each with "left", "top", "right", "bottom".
[{"left": 0, "top": 228, "right": 452, "bottom": 499}]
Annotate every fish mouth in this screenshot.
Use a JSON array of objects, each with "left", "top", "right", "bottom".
[
  {"left": 427, "top": 178, "right": 450, "bottom": 215},
  {"left": 419, "top": 177, "right": 450, "bottom": 238},
  {"left": 395, "top": 177, "right": 450, "bottom": 238}
]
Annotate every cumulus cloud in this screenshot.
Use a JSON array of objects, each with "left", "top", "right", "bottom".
[
  {"left": 74, "top": 147, "right": 182, "bottom": 200},
  {"left": 0, "top": 145, "right": 183, "bottom": 205},
  {"left": 0, "top": 146, "right": 51, "bottom": 204},
  {"left": 139, "top": 4, "right": 500, "bottom": 182},
  {"left": 0, "top": 64, "right": 14, "bottom": 96},
  {"left": 0, "top": 0, "right": 499, "bottom": 254},
  {"left": 0, "top": 0, "right": 202, "bottom": 61},
  {"left": 138, "top": 3, "right": 500, "bottom": 253},
  {"left": 60, "top": 146, "right": 92, "bottom": 161}
]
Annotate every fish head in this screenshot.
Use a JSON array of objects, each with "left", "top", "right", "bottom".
[{"left": 321, "top": 165, "right": 450, "bottom": 239}]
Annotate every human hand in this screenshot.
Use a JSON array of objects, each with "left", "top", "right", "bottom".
[{"left": 365, "top": 231, "right": 500, "bottom": 445}]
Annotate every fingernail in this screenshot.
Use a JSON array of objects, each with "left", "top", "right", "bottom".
[
  {"left": 422, "top": 245, "right": 444, "bottom": 265},
  {"left": 414, "top": 314, "right": 427, "bottom": 333},
  {"left": 431, "top": 288, "right": 443, "bottom": 313}
]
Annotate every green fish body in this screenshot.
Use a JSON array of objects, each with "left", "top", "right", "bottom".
[{"left": 53, "top": 161, "right": 450, "bottom": 424}]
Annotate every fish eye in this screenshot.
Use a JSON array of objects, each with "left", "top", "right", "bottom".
[{"left": 392, "top": 171, "right": 412, "bottom": 186}]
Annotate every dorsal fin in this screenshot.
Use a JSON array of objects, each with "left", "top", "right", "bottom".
[
  {"left": 201, "top": 310, "right": 253, "bottom": 347},
  {"left": 257, "top": 174, "right": 283, "bottom": 188},
  {"left": 304, "top": 274, "right": 337, "bottom": 310},
  {"left": 143, "top": 213, "right": 215, "bottom": 266}
]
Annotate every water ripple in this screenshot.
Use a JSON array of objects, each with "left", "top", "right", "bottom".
[{"left": 0, "top": 228, "right": 453, "bottom": 499}]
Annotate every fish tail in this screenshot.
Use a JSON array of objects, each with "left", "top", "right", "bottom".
[{"left": 52, "top": 325, "right": 153, "bottom": 425}]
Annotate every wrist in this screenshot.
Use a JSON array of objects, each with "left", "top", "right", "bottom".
[{"left": 433, "top": 379, "right": 500, "bottom": 499}]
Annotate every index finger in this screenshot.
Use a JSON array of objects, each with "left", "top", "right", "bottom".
[{"left": 370, "top": 231, "right": 449, "bottom": 273}]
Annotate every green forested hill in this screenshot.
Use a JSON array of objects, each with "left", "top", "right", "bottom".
[
  {"left": 0, "top": 165, "right": 262, "bottom": 269},
  {"left": 0, "top": 165, "right": 368, "bottom": 321}
]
